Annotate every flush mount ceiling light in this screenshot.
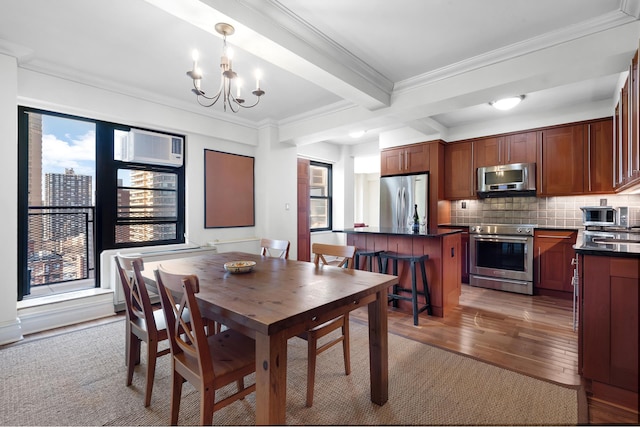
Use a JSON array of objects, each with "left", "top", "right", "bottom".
[
  {"left": 349, "top": 130, "right": 366, "bottom": 138},
  {"left": 186, "top": 23, "right": 265, "bottom": 113},
  {"left": 490, "top": 95, "right": 525, "bottom": 111}
]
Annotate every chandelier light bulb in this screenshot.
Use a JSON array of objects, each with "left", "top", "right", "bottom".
[
  {"left": 255, "top": 69, "right": 262, "bottom": 90},
  {"left": 236, "top": 78, "right": 242, "bottom": 98}
]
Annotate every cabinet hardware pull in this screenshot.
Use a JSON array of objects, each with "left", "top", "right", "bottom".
[
  {"left": 537, "top": 247, "right": 541, "bottom": 284},
  {"left": 536, "top": 235, "right": 573, "bottom": 239},
  {"left": 588, "top": 124, "right": 591, "bottom": 192}
]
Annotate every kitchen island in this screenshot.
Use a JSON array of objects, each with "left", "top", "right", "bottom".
[
  {"left": 336, "top": 227, "right": 462, "bottom": 318},
  {"left": 574, "top": 232, "right": 639, "bottom": 412}
]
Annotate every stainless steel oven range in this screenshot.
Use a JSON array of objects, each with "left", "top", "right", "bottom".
[{"left": 469, "top": 224, "right": 536, "bottom": 295}]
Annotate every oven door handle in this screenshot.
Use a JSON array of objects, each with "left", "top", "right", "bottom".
[{"left": 471, "top": 236, "right": 530, "bottom": 243}]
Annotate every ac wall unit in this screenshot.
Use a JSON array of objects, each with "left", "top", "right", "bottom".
[{"left": 119, "top": 129, "right": 184, "bottom": 167}]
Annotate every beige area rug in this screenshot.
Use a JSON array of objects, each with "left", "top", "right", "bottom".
[{"left": 0, "top": 318, "right": 581, "bottom": 426}]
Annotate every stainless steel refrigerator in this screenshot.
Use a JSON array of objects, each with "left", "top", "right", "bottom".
[{"left": 379, "top": 173, "right": 428, "bottom": 229}]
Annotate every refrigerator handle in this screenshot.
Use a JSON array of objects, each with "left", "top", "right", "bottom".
[
  {"left": 401, "top": 187, "right": 407, "bottom": 229},
  {"left": 395, "top": 188, "right": 401, "bottom": 228}
]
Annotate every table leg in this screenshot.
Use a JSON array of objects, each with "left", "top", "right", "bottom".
[
  {"left": 255, "top": 330, "right": 288, "bottom": 425},
  {"left": 368, "top": 288, "right": 389, "bottom": 405}
]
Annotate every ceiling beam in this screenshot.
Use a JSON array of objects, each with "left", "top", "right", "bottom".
[{"left": 144, "top": 0, "right": 392, "bottom": 110}]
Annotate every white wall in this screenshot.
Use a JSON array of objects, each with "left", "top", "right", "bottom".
[{"left": 0, "top": 54, "right": 20, "bottom": 344}]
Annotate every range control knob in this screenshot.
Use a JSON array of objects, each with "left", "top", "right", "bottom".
[{"left": 517, "top": 227, "right": 523, "bottom": 233}]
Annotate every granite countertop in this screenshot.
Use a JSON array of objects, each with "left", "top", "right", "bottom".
[
  {"left": 438, "top": 223, "right": 579, "bottom": 232},
  {"left": 335, "top": 227, "right": 463, "bottom": 237},
  {"left": 574, "top": 229, "right": 640, "bottom": 258}
]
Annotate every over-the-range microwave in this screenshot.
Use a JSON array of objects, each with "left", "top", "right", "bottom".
[{"left": 477, "top": 162, "right": 536, "bottom": 197}]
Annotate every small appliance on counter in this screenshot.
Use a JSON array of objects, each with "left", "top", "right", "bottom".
[
  {"left": 578, "top": 205, "right": 640, "bottom": 252},
  {"left": 579, "top": 205, "right": 639, "bottom": 230}
]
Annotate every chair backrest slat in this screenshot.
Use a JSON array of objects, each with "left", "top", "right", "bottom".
[
  {"left": 116, "top": 255, "right": 155, "bottom": 328},
  {"left": 311, "top": 243, "right": 356, "bottom": 269},
  {"left": 154, "top": 265, "right": 212, "bottom": 377},
  {"left": 260, "top": 238, "right": 290, "bottom": 259}
]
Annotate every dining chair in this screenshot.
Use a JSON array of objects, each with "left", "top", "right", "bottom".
[
  {"left": 115, "top": 254, "right": 171, "bottom": 407},
  {"left": 298, "top": 242, "right": 356, "bottom": 407},
  {"left": 260, "top": 237, "right": 290, "bottom": 259},
  {"left": 154, "top": 265, "right": 256, "bottom": 426}
]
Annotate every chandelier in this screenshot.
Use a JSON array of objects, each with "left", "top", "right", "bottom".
[{"left": 186, "top": 23, "right": 265, "bottom": 113}]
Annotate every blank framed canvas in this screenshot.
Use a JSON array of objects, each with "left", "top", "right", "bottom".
[{"left": 204, "top": 149, "right": 255, "bottom": 228}]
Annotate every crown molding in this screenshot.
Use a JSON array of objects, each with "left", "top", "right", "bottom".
[
  {"left": 621, "top": 0, "right": 640, "bottom": 19},
  {"left": 394, "top": 9, "right": 637, "bottom": 94},
  {"left": 17, "top": 59, "right": 261, "bottom": 130},
  {"left": 0, "top": 39, "right": 33, "bottom": 62}
]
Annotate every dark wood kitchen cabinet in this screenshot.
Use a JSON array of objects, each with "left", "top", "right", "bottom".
[
  {"left": 586, "top": 118, "right": 614, "bottom": 193},
  {"left": 444, "top": 141, "right": 474, "bottom": 199},
  {"left": 580, "top": 255, "right": 639, "bottom": 412},
  {"left": 614, "top": 49, "right": 640, "bottom": 191},
  {"left": 537, "top": 124, "right": 585, "bottom": 196},
  {"left": 474, "top": 132, "right": 536, "bottom": 168},
  {"left": 381, "top": 143, "right": 429, "bottom": 176},
  {"left": 537, "top": 118, "right": 613, "bottom": 196},
  {"left": 534, "top": 229, "right": 576, "bottom": 297}
]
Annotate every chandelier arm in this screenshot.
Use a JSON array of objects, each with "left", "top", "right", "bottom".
[
  {"left": 232, "top": 94, "right": 262, "bottom": 109},
  {"left": 193, "top": 79, "right": 224, "bottom": 102}
]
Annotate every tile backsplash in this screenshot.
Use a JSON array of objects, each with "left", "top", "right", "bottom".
[{"left": 450, "top": 194, "right": 640, "bottom": 228}]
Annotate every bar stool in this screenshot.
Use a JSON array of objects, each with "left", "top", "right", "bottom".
[
  {"left": 354, "top": 249, "right": 383, "bottom": 272},
  {"left": 379, "top": 252, "right": 432, "bottom": 325}
]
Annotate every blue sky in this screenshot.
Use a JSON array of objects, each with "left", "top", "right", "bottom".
[{"left": 41, "top": 115, "right": 95, "bottom": 178}]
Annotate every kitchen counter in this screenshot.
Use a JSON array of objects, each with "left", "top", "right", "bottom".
[
  {"left": 438, "top": 223, "right": 580, "bottom": 232},
  {"left": 574, "top": 230, "right": 640, "bottom": 258},
  {"left": 337, "top": 227, "right": 463, "bottom": 237}
]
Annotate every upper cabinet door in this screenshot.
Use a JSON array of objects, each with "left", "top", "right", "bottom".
[
  {"left": 380, "top": 143, "right": 429, "bottom": 176},
  {"left": 473, "top": 136, "right": 502, "bottom": 168},
  {"left": 504, "top": 132, "right": 537, "bottom": 165},
  {"left": 586, "top": 119, "right": 614, "bottom": 194},
  {"left": 473, "top": 132, "right": 536, "bottom": 168},
  {"left": 538, "top": 124, "right": 585, "bottom": 196},
  {"left": 444, "top": 141, "right": 475, "bottom": 200}
]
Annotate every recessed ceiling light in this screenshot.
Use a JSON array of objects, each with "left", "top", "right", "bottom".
[
  {"left": 349, "top": 130, "right": 366, "bottom": 138},
  {"left": 490, "top": 95, "right": 525, "bottom": 111}
]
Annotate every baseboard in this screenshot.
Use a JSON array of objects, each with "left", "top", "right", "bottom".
[
  {"left": 0, "top": 318, "right": 24, "bottom": 346},
  {"left": 17, "top": 289, "right": 115, "bottom": 337}
]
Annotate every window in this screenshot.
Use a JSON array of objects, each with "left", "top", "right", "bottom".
[
  {"left": 115, "top": 169, "right": 179, "bottom": 244},
  {"left": 309, "top": 161, "right": 332, "bottom": 231},
  {"left": 17, "top": 107, "right": 185, "bottom": 300}
]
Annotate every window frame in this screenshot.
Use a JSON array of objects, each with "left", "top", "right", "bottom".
[
  {"left": 309, "top": 161, "right": 332, "bottom": 232},
  {"left": 17, "top": 106, "right": 186, "bottom": 300}
]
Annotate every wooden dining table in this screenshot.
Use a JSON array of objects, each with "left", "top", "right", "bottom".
[{"left": 142, "top": 251, "right": 397, "bottom": 425}]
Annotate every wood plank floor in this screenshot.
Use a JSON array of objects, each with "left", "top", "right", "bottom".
[
  {"left": 14, "top": 284, "right": 638, "bottom": 424},
  {"left": 352, "top": 284, "right": 638, "bottom": 425}
]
